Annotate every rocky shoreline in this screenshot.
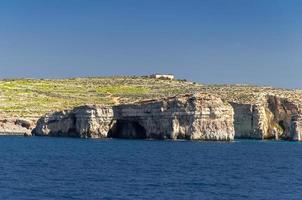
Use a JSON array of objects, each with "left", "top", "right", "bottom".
[
  {"left": 25, "top": 92, "right": 302, "bottom": 141},
  {"left": 32, "top": 93, "right": 234, "bottom": 140},
  {"left": 1, "top": 90, "right": 302, "bottom": 141},
  {"left": 1, "top": 77, "right": 302, "bottom": 141},
  {"left": 0, "top": 118, "right": 35, "bottom": 136}
]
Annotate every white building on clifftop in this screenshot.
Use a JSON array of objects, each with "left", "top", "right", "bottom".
[{"left": 149, "top": 74, "right": 174, "bottom": 80}]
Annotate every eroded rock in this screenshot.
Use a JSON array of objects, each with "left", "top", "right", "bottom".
[
  {"left": 0, "top": 118, "right": 34, "bottom": 136},
  {"left": 231, "top": 95, "right": 302, "bottom": 140},
  {"left": 33, "top": 93, "right": 235, "bottom": 141},
  {"left": 33, "top": 106, "right": 114, "bottom": 138}
]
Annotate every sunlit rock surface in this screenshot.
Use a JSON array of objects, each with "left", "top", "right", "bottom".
[
  {"left": 33, "top": 93, "right": 235, "bottom": 141},
  {"left": 33, "top": 106, "right": 114, "bottom": 138},
  {"left": 0, "top": 118, "right": 34, "bottom": 136},
  {"left": 231, "top": 95, "right": 302, "bottom": 140}
]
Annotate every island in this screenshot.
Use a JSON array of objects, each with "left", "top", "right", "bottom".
[{"left": 1, "top": 76, "right": 301, "bottom": 141}]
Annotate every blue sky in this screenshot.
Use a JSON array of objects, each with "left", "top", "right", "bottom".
[{"left": 0, "top": 0, "right": 301, "bottom": 88}]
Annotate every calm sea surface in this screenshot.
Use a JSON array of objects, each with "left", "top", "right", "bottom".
[{"left": 0, "top": 136, "right": 301, "bottom": 200}]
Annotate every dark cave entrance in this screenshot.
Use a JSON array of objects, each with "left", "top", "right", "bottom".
[
  {"left": 108, "top": 120, "right": 147, "bottom": 139},
  {"left": 278, "top": 120, "right": 286, "bottom": 133}
]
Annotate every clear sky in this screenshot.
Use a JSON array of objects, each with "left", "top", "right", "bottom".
[{"left": 0, "top": 0, "right": 301, "bottom": 88}]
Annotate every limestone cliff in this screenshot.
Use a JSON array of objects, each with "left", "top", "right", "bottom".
[
  {"left": 31, "top": 91, "right": 302, "bottom": 141},
  {"left": 231, "top": 95, "right": 302, "bottom": 140},
  {"left": 33, "top": 106, "right": 114, "bottom": 138},
  {"left": 110, "top": 93, "right": 234, "bottom": 140},
  {"left": 33, "top": 93, "right": 235, "bottom": 141}
]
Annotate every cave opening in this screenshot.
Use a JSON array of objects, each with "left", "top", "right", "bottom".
[
  {"left": 108, "top": 120, "right": 147, "bottom": 139},
  {"left": 278, "top": 120, "right": 286, "bottom": 133}
]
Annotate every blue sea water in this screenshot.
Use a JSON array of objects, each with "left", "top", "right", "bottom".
[{"left": 0, "top": 136, "right": 301, "bottom": 200}]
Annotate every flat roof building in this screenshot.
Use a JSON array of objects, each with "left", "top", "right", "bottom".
[{"left": 149, "top": 74, "right": 174, "bottom": 80}]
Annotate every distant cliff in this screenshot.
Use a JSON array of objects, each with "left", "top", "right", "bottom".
[
  {"left": 33, "top": 93, "right": 235, "bottom": 141},
  {"left": 231, "top": 95, "right": 302, "bottom": 140},
  {"left": 1, "top": 76, "right": 302, "bottom": 140},
  {"left": 32, "top": 93, "right": 302, "bottom": 141}
]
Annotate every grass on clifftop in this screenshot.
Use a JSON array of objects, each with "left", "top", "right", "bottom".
[
  {"left": 0, "top": 77, "right": 200, "bottom": 118},
  {"left": 0, "top": 76, "right": 301, "bottom": 119}
]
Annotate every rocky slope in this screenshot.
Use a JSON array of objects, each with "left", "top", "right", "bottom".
[
  {"left": 33, "top": 93, "right": 235, "bottom": 141},
  {"left": 0, "top": 118, "right": 34, "bottom": 136}
]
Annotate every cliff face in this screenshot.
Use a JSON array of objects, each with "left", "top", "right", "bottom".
[
  {"left": 111, "top": 93, "right": 234, "bottom": 140},
  {"left": 33, "top": 106, "right": 114, "bottom": 138},
  {"left": 231, "top": 95, "right": 302, "bottom": 140},
  {"left": 32, "top": 92, "right": 302, "bottom": 141},
  {"left": 291, "top": 115, "right": 302, "bottom": 141},
  {"left": 33, "top": 93, "right": 235, "bottom": 141},
  {"left": 230, "top": 103, "right": 262, "bottom": 139}
]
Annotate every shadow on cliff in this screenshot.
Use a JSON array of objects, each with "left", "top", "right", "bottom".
[{"left": 108, "top": 119, "right": 147, "bottom": 139}]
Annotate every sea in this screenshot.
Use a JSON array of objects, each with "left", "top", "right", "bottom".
[{"left": 0, "top": 136, "right": 301, "bottom": 200}]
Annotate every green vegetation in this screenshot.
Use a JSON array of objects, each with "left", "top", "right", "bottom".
[
  {"left": 0, "top": 76, "right": 301, "bottom": 119},
  {"left": 0, "top": 77, "right": 202, "bottom": 118},
  {"left": 96, "top": 85, "right": 150, "bottom": 95}
]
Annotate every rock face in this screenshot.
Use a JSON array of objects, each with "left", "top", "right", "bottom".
[
  {"left": 231, "top": 95, "right": 302, "bottom": 140},
  {"left": 32, "top": 92, "right": 302, "bottom": 141},
  {"left": 0, "top": 118, "right": 34, "bottom": 136},
  {"left": 230, "top": 102, "right": 262, "bottom": 139},
  {"left": 291, "top": 115, "right": 302, "bottom": 141},
  {"left": 110, "top": 93, "right": 234, "bottom": 140},
  {"left": 33, "top": 106, "right": 114, "bottom": 138},
  {"left": 33, "top": 93, "right": 235, "bottom": 141}
]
